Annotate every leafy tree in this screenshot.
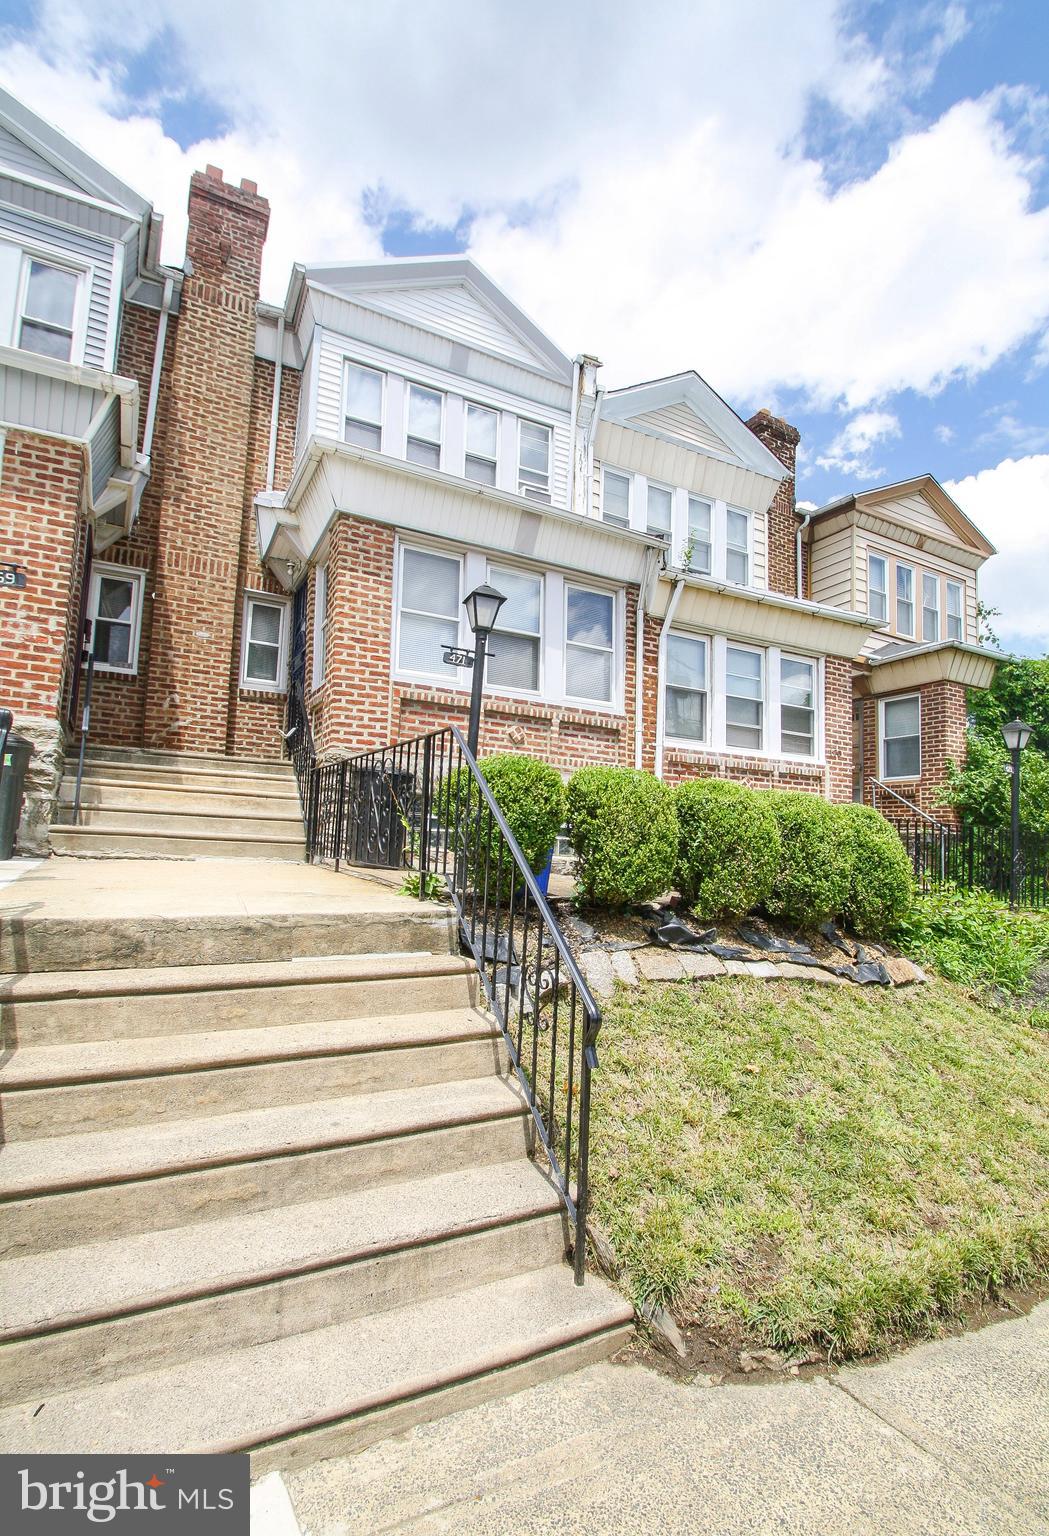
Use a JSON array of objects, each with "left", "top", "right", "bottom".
[
  {"left": 942, "top": 731, "right": 1049, "bottom": 839},
  {"left": 967, "top": 655, "right": 1049, "bottom": 757}
]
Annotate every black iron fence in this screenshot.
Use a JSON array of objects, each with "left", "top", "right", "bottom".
[
  {"left": 285, "top": 712, "right": 600, "bottom": 1284},
  {"left": 894, "top": 817, "right": 1049, "bottom": 909}
]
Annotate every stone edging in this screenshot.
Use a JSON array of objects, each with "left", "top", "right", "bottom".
[{"left": 580, "top": 945, "right": 927, "bottom": 999}]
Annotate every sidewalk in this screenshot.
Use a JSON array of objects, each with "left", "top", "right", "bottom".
[{"left": 255, "top": 1300, "right": 1049, "bottom": 1535}]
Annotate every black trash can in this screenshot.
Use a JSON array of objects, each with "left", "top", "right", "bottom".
[{"left": 0, "top": 733, "right": 34, "bottom": 859}]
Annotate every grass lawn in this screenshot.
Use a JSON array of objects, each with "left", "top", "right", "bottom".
[{"left": 589, "top": 975, "right": 1049, "bottom": 1359}]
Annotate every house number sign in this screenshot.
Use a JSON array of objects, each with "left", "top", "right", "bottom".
[
  {"left": 442, "top": 645, "right": 475, "bottom": 668},
  {"left": 0, "top": 563, "right": 27, "bottom": 589}
]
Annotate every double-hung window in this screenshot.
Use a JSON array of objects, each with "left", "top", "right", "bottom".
[
  {"left": 518, "top": 421, "right": 552, "bottom": 501},
  {"left": 406, "top": 384, "right": 442, "bottom": 469},
  {"left": 780, "top": 655, "right": 816, "bottom": 757},
  {"left": 343, "top": 362, "right": 384, "bottom": 449},
  {"left": 241, "top": 593, "right": 290, "bottom": 691},
  {"left": 725, "top": 645, "right": 763, "bottom": 749},
  {"left": 19, "top": 257, "right": 79, "bottom": 361},
  {"left": 665, "top": 633, "right": 708, "bottom": 742},
  {"left": 896, "top": 563, "right": 915, "bottom": 637},
  {"left": 397, "top": 546, "right": 461, "bottom": 677},
  {"left": 487, "top": 565, "right": 542, "bottom": 692},
  {"left": 882, "top": 694, "right": 920, "bottom": 779},
  {"left": 646, "top": 483, "right": 673, "bottom": 538},
  {"left": 88, "top": 563, "right": 145, "bottom": 674},
  {"left": 726, "top": 509, "right": 750, "bottom": 585},
  {"left": 686, "top": 497, "right": 712, "bottom": 574},
  {"left": 565, "top": 585, "right": 614, "bottom": 703},
  {"left": 946, "top": 580, "right": 964, "bottom": 641},
  {"left": 312, "top": 564, "right": 328, "bottom": 689},
  {"left": 868, "top": 553, "right": 888, "bottom": 622},
  {"left": 602, "top": 468, "right": 630, "bottom": 527},
  {"left": 465, "top": 403, "right": 498, "bottom": 484},
  {"left": 922, "top": 573, "right": 940, "bottom": 642}
]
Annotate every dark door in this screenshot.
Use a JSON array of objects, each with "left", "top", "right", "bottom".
[{"left": 290, "top": 581, "right": 307, "bottom": 697}]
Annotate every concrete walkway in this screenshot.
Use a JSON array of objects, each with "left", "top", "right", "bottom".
[{"left": 255, "top": 1301, "right": 1049, "bottom": 1535}]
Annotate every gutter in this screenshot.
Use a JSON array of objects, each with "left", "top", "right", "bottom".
[
  {"left": 653, "top": 574, "right": 686, "bottom": 780},
  {"left": 141, "top": 273, "right": 174, "bottom": 465},
  {"left": 265, "top": 310, "right": 286, "bottom": 491},
  {"left": 634, "top": 545, "right": 662, "bottom": 769}
]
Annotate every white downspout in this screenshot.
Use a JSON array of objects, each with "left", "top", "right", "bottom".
[
  {"left": 568, "top": 357, "right": 580, "bottom": 513},
  {"left": 653, "top": 574, "right": 685, "bottom": 780},
  {"left": 266, "top": 312, "right": 286, "bottom": 492},
  {"left": 634, "top": 545, "right": 660, "bottom": 769},
  {"left": 796, "top": 511, "right": 812, "bottom": 599},
  {"left": 141, "top": 274, "right": 174, "bottom": 464}
]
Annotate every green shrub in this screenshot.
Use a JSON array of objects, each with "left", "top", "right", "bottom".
[
  {"left": 764, "top": 791, "right": 853, "bottom": 927},
  {"left": 836, "top": 803, "right": 915, "bottom": 937},
  {"left": 896, "top": 886, "right": 1049, "bottom": 995},
  {"left": 674, "top": 778, "right": 780, "bottom": 920},
  {"left": 566, "top": 766, "right": 678, "bottom": 908},
  {"left": 438, "top": 752, "right": 565, "bottom": 879}
]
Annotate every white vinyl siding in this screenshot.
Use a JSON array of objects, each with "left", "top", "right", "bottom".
[
  {"left": 343, "top": 361, "right": 384, "bottom": 449},
  {"left": 922, "top": 572, "right": 940, "bottom": 642},
  {"left": 665, "top": 633, "right": 708, "bottom": 742},
  {"left": 0, "top": 208, "right": 115, "bottom": 369},
  {"left": 725, "top": 644, "right": 763, "bottom": 749},
  {"left": 946, "top": 580, "right": 964, "bottom": 641},
  {"left": 396, "top": 546, "right": 461, "bottom": 679},
  {"left": 406, "top": 382, "right": 442, "bottom": 468},
  {"left": 565, "top": 585, "right": 615, "bottom": 703},
  {"left": 881, "top": 694, "right": 921, "bottom": 780},
  {"left": 868, "top": 553, "right": 888, "bottom": 622},
  {"left": 240, "top": 593, "right": 290, "bottom": 692},
  {"left": 88, "top": 562, "right": 145, "bottom": 674},
  {"left": 465, "top": 402, "right": 498, "bottom": 484},
  {"left": 686, "top": 497, "right": 712, "bottom": 574},
  {"left": 895, "top": 563, "right": 915, "bottom": 637},
  {"left": 602, "top": 467, "right": 631, "bottom": 527},
  {"left": 518, "top": 419, "right": 552, "bottom": 501},
  {"left": 487, "top": 564, "right": 542, "bottom": 692}
]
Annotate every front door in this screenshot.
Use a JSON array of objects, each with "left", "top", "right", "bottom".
[{"left": 290, "top": 582, "right": 307, "bottom": 698}]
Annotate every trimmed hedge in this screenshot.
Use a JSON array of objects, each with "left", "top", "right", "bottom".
[
  {"left": 439, "top": 753, "right": 565, "bottom": 878},
  {"left": 675, "top": 778, "right": 780, "bottom": 920},
  {"left": 764, "top": 790, "right": 853, "bottom": 927},
  {"left": 837, "top": 802, "right": 915, "bottom": 937},
  {"left": 567, "top": 766, "right": 678, "bottom": 908}
]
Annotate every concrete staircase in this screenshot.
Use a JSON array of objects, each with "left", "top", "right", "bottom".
[
  {"left": 0, "top": 883, "right": 631, "bottom": 1468},
  {"left": 50, "top": 747, "right": 306, "bottom": 860}
]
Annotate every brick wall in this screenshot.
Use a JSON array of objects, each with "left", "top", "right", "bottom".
[
  {"left": 859, "top": 680, "right": 966, "bottom": 823},
  {"left": 746, "top": 409, "right": 801, "bottom": 598}
]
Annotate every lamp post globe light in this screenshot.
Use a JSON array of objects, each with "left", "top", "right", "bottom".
[
  {"left": 463, "top": 583, "right": 506, "bottom": 757},
  {"left": 1001, "top": 718, "right": 1033, "bottom": 909}
]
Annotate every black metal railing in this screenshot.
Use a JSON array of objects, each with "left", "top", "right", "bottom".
[
  {"left": 894, "top": 817, "right": 1049, "bottom": 909},
  {"left": 283, "top": 714, "right": 600, "bottom": 1283}
]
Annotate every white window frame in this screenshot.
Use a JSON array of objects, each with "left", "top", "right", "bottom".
[
  {"left": 724, "top": 640, "right": 765, "bottom": 751},
  {"left": 880, "top": 692, "right": 922, "bottom": 782},
  {"left": 518, "top": 419, "right": 552, "bottom": 502},
  {"left": 87, "top": 561, "right": 146, "bottom": 675},
  {"left": 686, "top": 496, "right": 713, "bottom": 575},
  {"left": 664, "top": 630, "right": 710, "bottom": 745},
  {"left": 645, "top": 480, "right": 674, "bottom": 539},
  {"left": 464, "top": 402, "right": 499, "bottom": 485},
  {"left": 406, "top": 381, "right": 443, "bottom": 469},
  {"left": 342, "top": 360, "right": 385, "bottom": 450},
  {"left": 15, "top": 249, "right": 88, "bottom": 365},
  {"left": 564, "top": 582, "right": 617, "bottom": 707},
  {"left": 486, "top": 562, "right": 544, "bottom": 697},
  {"left": 868, "top": 552, "right": 889, "bottom": 623},
  {"left": 895, "top": 562, "right": 916, "bottom": 638},
  {"left": 778, "top": 652, "right": 817, "bottom": 759},
  {"left": 922, "top": 572, "right": 940, "bottom": 642},
  {"left": 395, "top": 543, "right": 464, "bottom": 683},
  {"left": 946, "top": 580, "right": 964, "bottom": 641},
  {"left": 239, "top": 591, "right": 291, "bottom": 693},
  {"left": 601, "top": 466, "right": 631, "bottom": 527},
  {"left": 312, "top": 562, "right": 329, "bottom": 690},
  {"left": 725, "top": 507, "right": 752, "bottom": 587}
]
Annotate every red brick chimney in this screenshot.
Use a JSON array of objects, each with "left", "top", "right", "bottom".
[
  {"left": 144, "top": 169, "right": 270, "bottom": 751},
  {"left": 746, "top": 409, "right": 803, "bottom": 598}
]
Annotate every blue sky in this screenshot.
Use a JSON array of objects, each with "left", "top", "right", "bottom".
[{"left": 1, "top": 0, "right": 1046, "bottom": 652}]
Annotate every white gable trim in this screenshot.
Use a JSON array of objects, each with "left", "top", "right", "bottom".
[
  {"left": 602, "top": 374, "right": 787, "bottom": 481},
  {"left": 0, "top": 88, "right": 151, "bottom": 220}
]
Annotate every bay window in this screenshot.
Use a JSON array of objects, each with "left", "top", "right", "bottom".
[
  {"left": 726, "top": 509, "right": 750, "bottom": 585},
  {"left": 868, "top": 553, "right": 888, "bottom": 622},
  {"left": 946, "top": 580, "right": 963, "bottom": 640},
  {"left": 725, "top": 644, "right": 763, "bottom": 749},
  {"left": 19, "top": 256, "right": 80, "bottom": 361},
  {"left": 518, "top": 420, "right": 552, "bottom": 501},
  {"left": 686, "top": 497, "right": 712, "bottom": 574},
  {"left": 343, "top": 362, "right": 384, "bottom": 449},
  {"left": 465, "top": 403, "right": 498, "bottom": 484},
  {"left": 240, "top": 593, "right": 290, "bottom": 691},
  {"left": 565, "top": 585, "right": 614, "bottom": 703},
  {"left": 487, "top": 565, "right": 542, "bottom": 692},
  {"left": 665, "top": 634, "right": 708, "bottom": 742},
  {"left": 88, "top": 563, "right": 145, "bottom": 674},
  {"left": 646, "top": 483, "right": 673, "bottom": 537},
  {"left": 406, "top": 383, "right": 442, "bottom": 468},
  {"left": 896, "top": 563, "right": 915, "bottom": 637},
  {"left": 780, "top": 655, "right": 816, "bottom": 757},
  {"left": 602, "top": 468, "right": 630, "bottom": 527},
  {"left": 882, "top": 694, "right": 921, "bottom": 780},
  {"left": 397, "top": 546, "right": 461, "bottom": 677},
  {"left": 922, "top": 573, "right": 940, "bottom": 642}
]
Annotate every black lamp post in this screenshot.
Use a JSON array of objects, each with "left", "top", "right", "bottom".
[
  {"left": 463, "top": 583, "right": 506, "bottom": 757},
  {"left": 1001, "top": 717, "right": 1033, "bottom": 909}
]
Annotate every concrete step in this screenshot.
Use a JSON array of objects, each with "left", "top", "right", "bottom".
[
  {"left": 0, "top": 952, "right": 478, "bottom": 1045},
  {"left": 0, "top": 1076, "right": 530, "bottom": 1256},
  {"left": 0, "top": 1162, "right": 564, "bottom": 1406},
  {"left": 0, "top": 1264, "right": 633, "bottom": 1466},
  {"left": 83, "top": 747, "right": 295, "bottom": 779},
  {"left": 49, "top": 824, "right": 306, "bottom": 860},
  {"left": 61, "top": 805, "right": 305, "bottom": 838},
  {"left": 59, "top": 777, "right": 301, "bottom": 814},
  {"left": 0, "top": 1009, "right": 504, "bottom": 1138}
]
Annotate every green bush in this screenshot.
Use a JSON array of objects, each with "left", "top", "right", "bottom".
[
  {"left": 764, "top": 791, "right": 853, "bottom": 927},
  {"left": 674, "top": 778, "right": 780, "bottom": 920},
  {"left": 895, "top": 886, "right": 1049, "bottom": 995},
  {"left": 438, "top": 752, "right": 565, "bottom": 879},
  {"left": 836, "top": 803, "right": 915, "bottom": 938},
  {"left": 566, "top": 766, "right": 678, "bottom": 908}
]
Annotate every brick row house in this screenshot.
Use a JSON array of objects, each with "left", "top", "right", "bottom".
[{"left": 0, "top": 91, "right": 998, "bottom": 852}]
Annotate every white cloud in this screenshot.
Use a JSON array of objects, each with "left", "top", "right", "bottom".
[
  {"left": 945, "top": 455, "right": 1049, "bottom": 654},
  {"left": 935, "top": 423, "right": 956, "bottom": 444},
  {"left": 816, "top": 410, "right": 901, "bottom": 475}
]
